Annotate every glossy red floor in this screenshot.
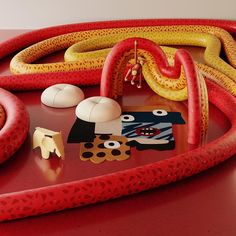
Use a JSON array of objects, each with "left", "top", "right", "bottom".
[{"left": 0, "top": 30, "right": 236, "bottom": 236}]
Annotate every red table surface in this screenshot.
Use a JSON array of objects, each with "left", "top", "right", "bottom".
[{"left": 0, "top": 30, "right": 236, "bottom": 236}]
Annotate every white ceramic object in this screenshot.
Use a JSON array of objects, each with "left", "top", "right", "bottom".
[
  {"left": 41, "top": 84, "right": 84, "bottom": 108},
  {"left": 76, "top": 96, "right": 121, "bottom": 123}
]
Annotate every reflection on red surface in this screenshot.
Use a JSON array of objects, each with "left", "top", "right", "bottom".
[{"left": 34, "top": 154, "right": 64, "bottom": 183}]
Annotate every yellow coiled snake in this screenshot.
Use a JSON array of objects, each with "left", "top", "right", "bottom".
[{"left": 9, "top": 26, "right": 236, "bottom": 98}]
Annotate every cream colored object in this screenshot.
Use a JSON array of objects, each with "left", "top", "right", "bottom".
[
  {"left": 41, "top": 84, "right": 84, "bottom": 108},
  {"left": 76, "top": 96, "right": 121, "bottom": 122},
  {"left": 95, "top": 117, "right": 122, "bottom": 135},
  {"left": 33, "top": 127, "right": 65, "bottom": 159}
]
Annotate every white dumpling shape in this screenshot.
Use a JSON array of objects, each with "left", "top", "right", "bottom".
[{"left": 41, "top": 84, "right": 84, "bottom": 108}]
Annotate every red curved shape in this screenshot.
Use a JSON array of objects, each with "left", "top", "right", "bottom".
[
  {"left": 0, "top": 19, "right": 236, "bottom": 221},
  {"left": 0, "top": 19, "right": 235, "bottom": 90},
  {"left": 0, "top": 19, "right": 236, "bottom": 59},
  {"left": 100, "top": 37, "right": 203, "bottom": 144},
  {"left": 0, "top": 88, "right": 30, "bottom": 164},
  {"left": 0, "top": 70, "right": 102, "bottom": 91},
  {"left": 0, "top": 105, "right": 5, "bottom": 129},
  {"left": 0, "top": 81, "right": 235, "bottom": 222}
]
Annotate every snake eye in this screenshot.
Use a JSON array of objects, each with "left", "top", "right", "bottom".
[
  {"left": 121, "top": 114, "right": 135, "bottom": 122},
  {"left": 152, "top": 109, "right": 168, "bottom": 116},
  {"left": 104, "top": 141, "right": 121, "bottom": 149}
]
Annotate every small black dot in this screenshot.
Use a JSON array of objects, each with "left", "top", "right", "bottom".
[
  {"left": 111, "top": 149, "right": 121, "bottom": 156},
  {"left": 82, "top": 152, "right": 93, "bottom": 158},
  {"left": 118, "top": 141, "right": 123, "bottom": 144},
  {"left": 98, "top": 143, "right": 105, "bottom": 148},
  {"left": 84, "top": 143, "right": 94, "bottom": 148},
  {"left": 125, "top": 150, "right": 131, "bottom": 155},
  {"left": 107, "top": 142, "right": 115, "bottom": 146},
  {"left": 97, "top": 152, "right": 106, "bottom": 158},
  {"left": 99, "top": 134, "right": 110, "bottom": 140}
]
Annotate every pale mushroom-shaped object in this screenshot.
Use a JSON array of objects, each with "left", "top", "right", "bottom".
[
  {"left": 41, "top": 84, "right": 84, "bottom": 108},
  {"left": 76, "top": 96, "right": 121, "bottom": 122}
]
